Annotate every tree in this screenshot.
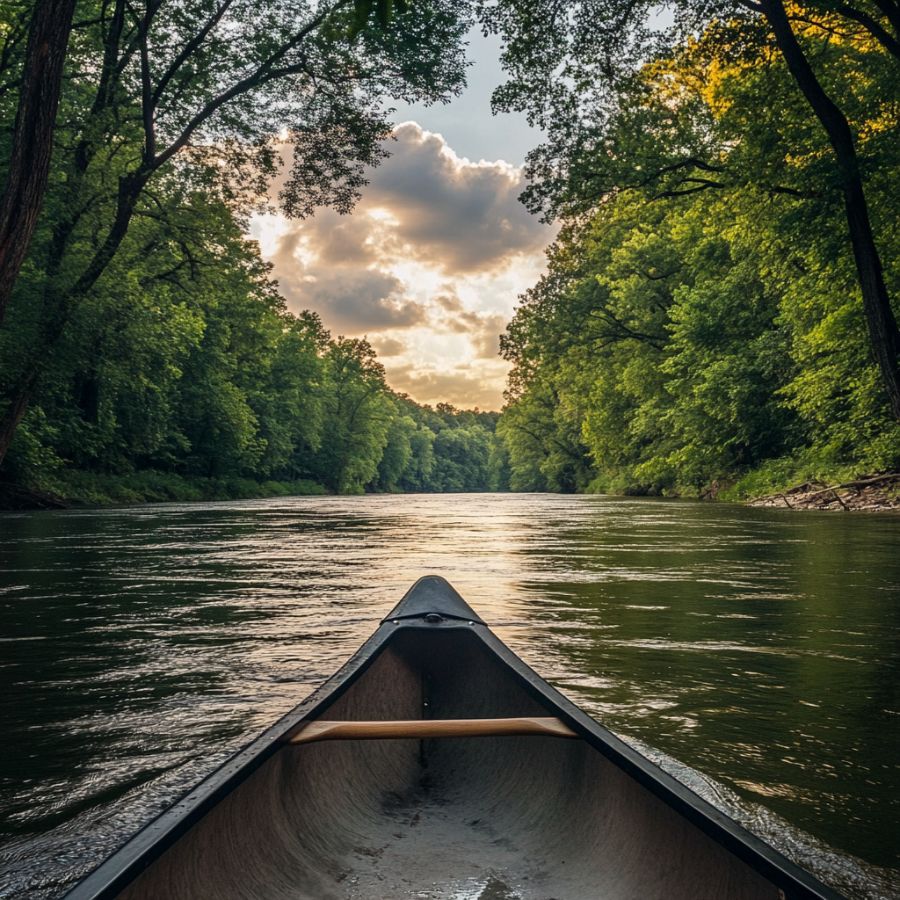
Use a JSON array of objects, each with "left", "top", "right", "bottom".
[
  {"left": 430, "top": 425, "right": 492, "bottom": 491},
  {"left": 374, "top": 412, "right": 417, "bottom": 490},
  {"left": 0, "top": 0, "right": 77, "bottom": 324},
  {"left": 399, "top": 423, "right": 436, "bottom": 490},
  {"left": 0, "top": 0, "right": 470, "bottom": 467},
  {"left": 493, "top": 165, "right": 826, "bottom": 492},
  {"left": 481, "top": 0, "right": 900, "bottom": 417},
  {"left": 313, "top": 337, "right": 393, "bottom": 492},
  {"left": 758, "top": 0, "right": 900, "bottom": 417},
  {"left": 498, "top": 373, "right": 592, "bottom": 492}
]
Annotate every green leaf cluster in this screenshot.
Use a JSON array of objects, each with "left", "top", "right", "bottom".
[{"left": 493, "top": 15, "right": 899, "bottom": 495}]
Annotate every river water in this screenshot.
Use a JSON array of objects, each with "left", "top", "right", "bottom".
[{"left": 0, "top": 494, "right": 898, "bottom": 899}]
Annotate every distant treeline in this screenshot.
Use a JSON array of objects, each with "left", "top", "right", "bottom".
[
  {"left": 3, "top": 216, "right": 506, "bottom": 498},
  {"left": 0, "top": 0, "right": 498, "bottom": 503},
  {"left": 489, "top": 2, "right": 900, "bottom": 498}
]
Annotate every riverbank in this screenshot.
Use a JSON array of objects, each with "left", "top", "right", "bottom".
[
  {"left": 586, "top": 459, "right": 900, "bottom": 512},
  {"left": 3, "top": 466, "right": 899, "bottom": 512},
  {"left": 0, "top": 470, "right": 327, "bottom": 510},
  {"left": 745, "top": 473, "right": 900, "bottom": 512}
]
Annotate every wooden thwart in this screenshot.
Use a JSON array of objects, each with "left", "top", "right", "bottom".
[{"left": 288, "top": 716, "right": 578, "bottom": 744}]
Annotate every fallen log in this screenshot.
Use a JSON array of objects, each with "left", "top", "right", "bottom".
[
  {"left": 799, "top": 473, "right": 900, "bottom": 502},
  {"left": 749, "top": 473, "right": 900, "bottom": 509}
]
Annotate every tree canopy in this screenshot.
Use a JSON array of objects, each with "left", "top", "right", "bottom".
[
  {"left": 483, "top": 0, "right": 900, "bottom": 419},
  {"left": 490, "top": 3, "right": 899, "bottom": 495},
  {"left": 0, "top": 0, "right": 470, "bottom": 468}
]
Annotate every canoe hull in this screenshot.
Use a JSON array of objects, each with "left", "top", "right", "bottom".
[{"left": 66, "top": 577, "right": 843, "bottom": 900}]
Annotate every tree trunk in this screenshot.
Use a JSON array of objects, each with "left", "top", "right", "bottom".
[
  {"left": 0, "top": 372, "right": 38, "bottom": 467},
  {"left": 0, "top": 281, "right": 69, "bottom": 468},
  {"left": 762, "top": 0, "right": 900, "bottom": 419},
  {"left": 842, "top": 176, "right": 900, "bottom": 414},
  {"left": 0, "top": 0, "right": 77, "bottom": 325}
]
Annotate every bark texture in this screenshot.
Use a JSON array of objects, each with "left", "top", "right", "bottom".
[
  {"left": 0, "top": 0, "right": 77, "bottom": 324},
  {"left": 763, "top": 0, "right": 900, "bottom": 420}
]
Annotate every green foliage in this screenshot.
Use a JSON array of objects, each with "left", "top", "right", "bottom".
[
  {"left": 375, "top": 414, "right": 417, "bottom": 491},
  {"left": 7, "top": 0, "right": 897, "bottom": 504},
  {"left": 397, "top": 423, "right": 436, "bottom": 491},
  {"left": 0, "top": 0, "right": 473, "bottom": 472},
  {"left": 1, "top": 190, "right": 501, "bottom": 501},
  {"left": 492, "top": 14, "right": 899, "bottom": 496},
  {"left": 311, "top": 338, "right": 393, "bottom": 493},
  {"left": 33, "top": 469, "right": 328, "bottom": 506},
  {"left": 497, "top": 366, "right": 593, "bottom": 492},
  {"left": 430, "top": 425, "right": 493, "bottom": 492},
  {"left": 0, "top": 0, "right": 506, "bottom": 504},
  {"left": 4, "top": 224, "right": 503, "bottom": 501}
]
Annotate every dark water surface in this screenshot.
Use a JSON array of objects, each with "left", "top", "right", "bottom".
[{"left": 0, "top": 494, "right": 898, "bottom": 899}]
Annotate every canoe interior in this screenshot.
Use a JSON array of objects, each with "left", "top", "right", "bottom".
[{"left": 109, "top": 625, "right": 793, "bottom": 900}]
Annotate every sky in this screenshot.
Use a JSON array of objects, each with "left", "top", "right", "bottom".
[{"left": 249, "top": 30, "right": 554, "bottom": 411}]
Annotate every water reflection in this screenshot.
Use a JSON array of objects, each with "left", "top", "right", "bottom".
[{"left": 1, "top": 495, "right": 898, "bottom": 898}]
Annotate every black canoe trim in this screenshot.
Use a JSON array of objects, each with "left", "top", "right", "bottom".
[
  {"left": 65, "top": 576, "right": 844, "bottom": 900},
  {"left": 63, "top": 623, "right": 391, "bottom": 900},
  {"left": 382, "top": 575, "right": 485, "bottom": 624},
  {"left": 472, "top": 626, "right": 845, "bottom": 900}
]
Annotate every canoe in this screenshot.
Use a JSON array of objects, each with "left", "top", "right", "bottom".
[{"left": 66, "top": 576, "right": 843, "bottom": 900}]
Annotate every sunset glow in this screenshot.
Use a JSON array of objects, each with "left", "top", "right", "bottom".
[{"left": 250, "top": 123, "right": 554, "bottom": 409}]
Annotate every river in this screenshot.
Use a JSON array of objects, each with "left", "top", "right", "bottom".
[{"left": 1, "top": 494, "right": 898, "bottom": 898}]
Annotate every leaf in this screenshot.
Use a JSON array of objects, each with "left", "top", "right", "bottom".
[{"left": 349, "top": 0, "right": 374, "bottom": 39}]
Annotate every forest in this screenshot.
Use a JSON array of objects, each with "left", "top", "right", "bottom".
[
  {"left": 0, "top": 0, "right": 509, "bottom": 505},
  {"left": 487, "top": 0, "right": 899, "bottom": 498},
  {"left": 0, "top": 0, "right": 897, "bottom": 504}
]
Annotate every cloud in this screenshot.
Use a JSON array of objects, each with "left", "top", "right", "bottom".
[
  {"left": 432, "top": 291, "right": 507, "bottom": 359},
  {"left": 272, "top": 233, "right": 426, "bottom": 332},
  {"left": 370, "top": 336, "right": 407, "bottom": 357},
  {"left": 298, "top": 268, "right": 425, "bottom": 332},
  {"left": 302, "top": 209, "right": 379, "bottom": 267},
  {"left": 267, "top": 123, "right": 548, "bottom": 278},
  {"left": 253, "top": 122, "right": 554, "bottom": 407},
  {"left": 472, "top": 325, "right": 503, "bottom": 360},
  {"left": 387, "top": 363, "right": 509, "bottom": 410},
  {"left": 362, "top": 122, "right": 549, "bottom": 273}
]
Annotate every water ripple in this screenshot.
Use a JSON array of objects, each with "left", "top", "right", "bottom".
[{"left": 1, "top": 494, "right": 898, "bottom": 899}]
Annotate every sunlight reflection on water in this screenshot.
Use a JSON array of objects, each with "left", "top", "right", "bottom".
[{"left": 1, "top": 494, "right": 898, "bottom": 898}]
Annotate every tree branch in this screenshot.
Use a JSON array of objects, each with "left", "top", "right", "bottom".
[
  {"left": 652, "top": 181, "right": 724, "bottom": 198},
  {"left": 588, "top": 308, "right": 666, "bottom": 350},
  {"left": 870, "top": 0, "right": 900, "bottom": 39},
  {"left": 152, "top": 1, "right": 347, "bottom": 170},
  {"left": 127, "top": 0, "right": 156, "bottom": 162},
  {"left": 151, "top": 0, "right": 236, "bottom": 106},
  {"left": 795, "top": 2, "right": 900, "bottom": 59}
]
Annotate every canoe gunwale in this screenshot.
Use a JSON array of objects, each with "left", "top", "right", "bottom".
[
  {"left": 471, "top": 623, "right": 845, "bottom": 900},
  {"left": 63, "top": 576, "right": 845, "bottom": 900},
  {"left": 62, "top": 621, "right": 395, "bottom": 900}
]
